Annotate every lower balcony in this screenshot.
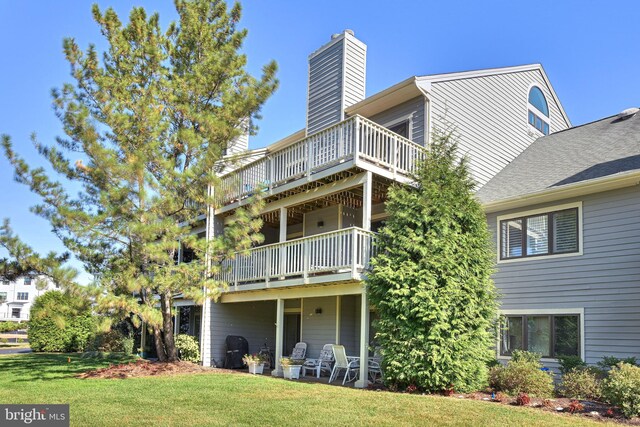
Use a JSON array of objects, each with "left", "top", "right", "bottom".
[
  {"left": 219, "top": 227, "right": 375, "bottom": 291},
  {"left": 0, "top": 312, "right": 30, "bottom": 322}
]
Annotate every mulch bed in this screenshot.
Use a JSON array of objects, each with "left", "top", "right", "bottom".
[
  {"left": 78, "top": 359, "right": 239, "bottom": 379},
  {"left": 455, "top": 392, "right": 629, "bottom": 423},
  {"left": 367, "top": 386, "right": 640, "bottom": 425}
]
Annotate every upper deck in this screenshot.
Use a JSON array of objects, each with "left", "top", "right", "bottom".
[{"left": 215, "top": 114, "right": 424, "bottom": 214}]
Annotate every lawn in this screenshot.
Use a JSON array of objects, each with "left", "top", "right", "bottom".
[{"left": 0, "top": 353, "right": 613, "bottom": 427}]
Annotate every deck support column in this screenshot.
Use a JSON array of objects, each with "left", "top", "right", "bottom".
[
  {"left": 279, "top": 207, "right": 287, "bottom": 278},
  {"left": 279, "top": 207, "right": 287, "bottom": 242},
  {"left": 355, "top": 291, "right": 370, "bottom": 388},
  {"left": 362, "top": 171, "right": 372, "bottom": 231},
  {"left": 272, "top": 298, "right": 285, "bottom": 377}
]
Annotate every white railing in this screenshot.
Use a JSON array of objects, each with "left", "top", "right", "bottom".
[
  {"left": 217, "top": 115, "right": 424, "bottom": 205},
  {"left": 0, "top": 312, "right": 29, "bottom": 321},
  {"left": 219, "top": 227, "right": 375, "bottom": 288}
]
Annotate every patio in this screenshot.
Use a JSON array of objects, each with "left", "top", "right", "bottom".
[
  {"left": 239, "top": 364, "right": 382, "bottom": 389},
  {"left": 203, "top": 292, "right": 379, "bottom": 388}
]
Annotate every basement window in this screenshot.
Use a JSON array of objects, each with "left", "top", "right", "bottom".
[{"left": 501, "top": 314, "right": 580, "bottom": 358}]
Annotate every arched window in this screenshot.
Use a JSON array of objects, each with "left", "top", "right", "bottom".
[{"left": 528, "top": 86, "right": 550, "bottom": 135}]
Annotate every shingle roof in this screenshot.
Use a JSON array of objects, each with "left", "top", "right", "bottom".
[{"left": 476, "top": 110, "right": 640, "bottom": 204}]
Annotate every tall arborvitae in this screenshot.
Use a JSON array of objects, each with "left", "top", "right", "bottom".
[
  {"left": 367, "top": 128, "right": 498, "bottom": 392},
  {"left": 1, "top": 0, "right": 278, "bottom": 361}
]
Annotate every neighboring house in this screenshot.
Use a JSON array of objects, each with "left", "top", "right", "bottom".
[
  {"left": 477, "top": 107, "right": 640, "bottom": 368},
  {"left": 0, "top": 276, "right": 58, "bottom": 322},
  {"left": 171, "top": 29, "right": 572, "bottom": 386}
]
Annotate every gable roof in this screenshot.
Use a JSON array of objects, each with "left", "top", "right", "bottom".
[
  {"left": 345, "top": 64, "right": 570, "bottom": 126},
  {"left": 477, "top": 109, "right": 640, "bottom": 211},
  {"left": 417, "top": 64, "right": 570, "bottom": 127}
]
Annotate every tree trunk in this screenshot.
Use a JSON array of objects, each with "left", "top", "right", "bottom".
[
  {"left": 161, "top": 291, "right": 179, "bottom": 362},
  {"left": 153, "top": 326, "right": 167, "bottom": 362}
]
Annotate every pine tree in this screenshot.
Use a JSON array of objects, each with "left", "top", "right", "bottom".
[
  {"left": 366, "top": 128, "right": 498, "bottom": 392},
  {"left": 1, "top": 0, "right": 277, "bottom": 361}
]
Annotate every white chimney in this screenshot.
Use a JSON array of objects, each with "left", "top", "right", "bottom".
[
  {"left": 226, "top": 118, "right": 250, "bottom": 155},
  {"left": 306, "top": 30, "right": 367, "bottom": 135}
]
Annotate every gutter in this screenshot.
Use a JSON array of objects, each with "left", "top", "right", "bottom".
[{"left": 481, "top": 170, "right": 640, "bottom": 213}]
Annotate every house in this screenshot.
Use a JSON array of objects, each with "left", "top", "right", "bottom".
[
  {"left": 477, "top": 107, "right": 640, "bottom": 367},
  {"left": 173, "top": 30, "right": 571, "bottom": 386},
  {"left": 0, "top": 276, "right": 58, "bottom": 322}
]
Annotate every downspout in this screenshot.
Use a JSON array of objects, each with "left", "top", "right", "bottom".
[{"left": 415, "top": 80, "right": 432, "bottom": 148}]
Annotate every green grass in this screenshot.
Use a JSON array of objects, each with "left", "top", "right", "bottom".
[{"left": 0, "top": 353, "right": 613, "bottom": 427}]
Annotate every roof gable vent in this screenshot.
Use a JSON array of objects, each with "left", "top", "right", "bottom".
[{"left": 617, "top": 107, "right": 639, "bottom": 120}]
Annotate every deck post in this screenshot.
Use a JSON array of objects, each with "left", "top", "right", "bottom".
[
  {"left": 265, "top": 249, "right": 271, "bottom": 287},
  {"left": 355, "top": 291, "right": 370, "bottom": 388},
  {"left": 272, "top": 298, "right": 285, "bottom": 377},
  {"left": 279, "top": 207, "right": 287, "bottom": 278},
  {"left": 303, "top": 240, "right": 310, "bottom": 283},
  {"left": 362, "top": 171, "right": 372, "bottom": 231},
  {"left": 354, "top": 116, "right": 361, "bottom": 163}
]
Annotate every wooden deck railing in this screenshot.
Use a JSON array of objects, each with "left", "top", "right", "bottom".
[
  {"left": 217, "top": 115, "right": 424, "bottom": 205},
  {"left": 219, "top": 227, "right": 375, "bottom": 289}
]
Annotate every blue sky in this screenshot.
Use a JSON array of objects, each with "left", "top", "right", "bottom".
[{"left": 1, "top": 0, "right": 639, "bottom": 283}]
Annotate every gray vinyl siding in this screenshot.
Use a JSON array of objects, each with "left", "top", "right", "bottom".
[
  {"left": 307, "top": 41, "right": 344, "bottom": 135},
  {"left": 207, "top": 300, "right": 276, "bottom": 367},
  {"left": 339, "top": 294, "right": 361, "bottom": 355},
  {"left": 304, "top": 205, "right": 340, "bottom": 236},
  {"left": 307, "top": 34, "right": 366, "bottom": 135},
  {"left": 341, "top": 205, "right": 361, "bottom": 228},
  {"left": 488, "top": 186, "right": 640, "bottom": 365},
  {"left": 227, "top": 131, "right": 248, "bottom": 155},
  {"left": 302, "top": 296, "right": 337, "bottom": 356},
  {"left": 430, "top": 69, "right": 570, "bottom": 187},
  {"left": 368, "top": 96, "right": 425, "bottom": 146},
  {"left": 343, "top": 37, "right": 366, "bottom": 109}
]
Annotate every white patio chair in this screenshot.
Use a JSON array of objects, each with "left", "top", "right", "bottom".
[
  {"left": 368, "top": 347, "right": 383, "bottom": 383},
  {"left": 290, "top": 342, "right": 307, "bottom": 360},
  {"left": 302, "top": 344, "right": 334, "bottom": 378},
  {"left": 329, "top": 345, "right": 359, "bottom": 385}
]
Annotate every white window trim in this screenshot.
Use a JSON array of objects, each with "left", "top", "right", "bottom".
[
  {"left": 497, "top": 307, "right": 585, "bottom": 362},
  {"left": 496, "top": 201, "right": 583, "bottom": 264},
  {"left": 383, "top": 114, "right": 413, "bottom": 140}
]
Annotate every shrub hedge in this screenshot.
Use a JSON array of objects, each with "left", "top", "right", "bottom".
[
  {"left": 28, "top": 291, "right": 95, "bottom": 352},
  {"left": 489, "top": 351, "right": 554, "bottom": 397},
  {"left": 560, "top": 367, "right": 602, "bottom": 400},
  {"left": 175, "top": 334, "right": 200, "bottom": 363},
  {"left": 601, "top": 363, "right": 640, "bottom": 418},
  {"left": 0, "top": 322, "right": 26, "bottom": 333}
]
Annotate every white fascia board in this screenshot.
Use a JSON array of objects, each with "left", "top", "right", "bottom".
[{"left": 481, "top": 170, "right": 640, "bottom": 213}]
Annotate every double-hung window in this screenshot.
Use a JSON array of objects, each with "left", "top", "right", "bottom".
[
  {"left": 501, "top": 313, "right": 580, "bottom": 358},
  {"left": 500, "top": 206, "right": 580, "bottom": 260}
]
